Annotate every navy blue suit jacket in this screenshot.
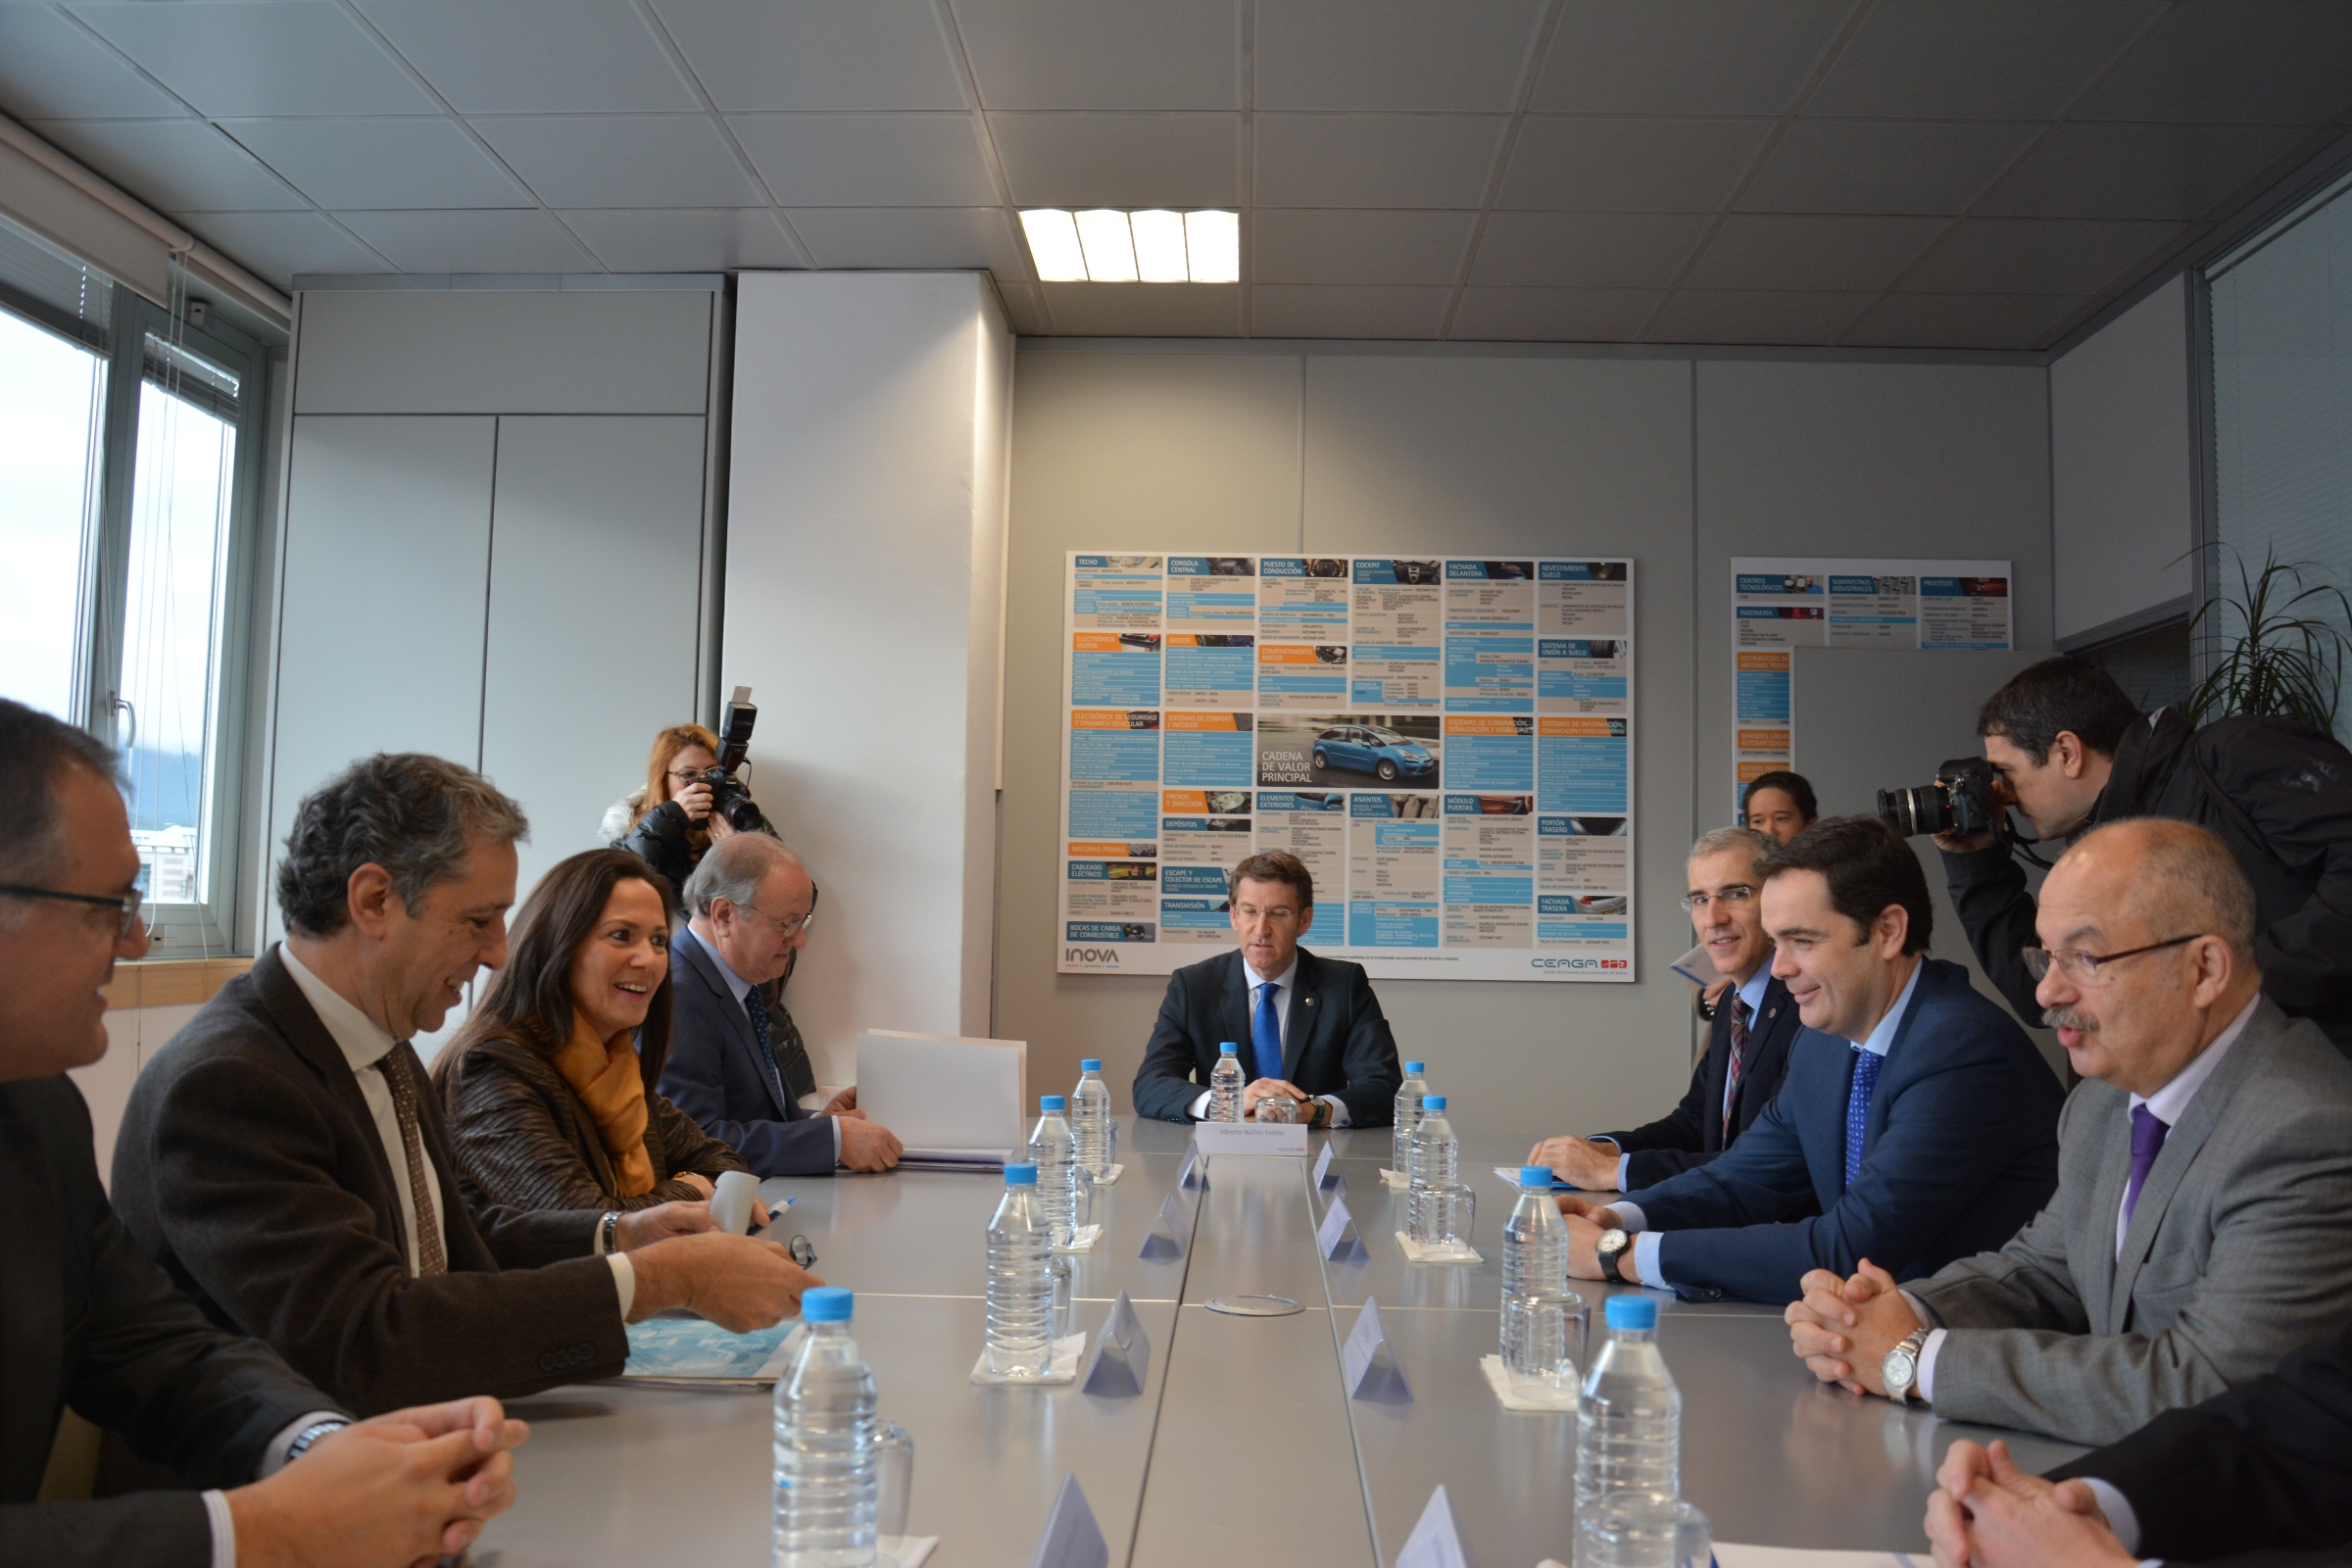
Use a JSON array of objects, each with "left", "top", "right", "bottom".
[
  {"left": 1132, "top": 947, "right": 1402, "bottom": 1126},
  {"left": 653, "top": 926, "right": 837, "bottom": 1178},
  {"left": 1633, "top": 958, "right": 2062, "bottom": 1305}
]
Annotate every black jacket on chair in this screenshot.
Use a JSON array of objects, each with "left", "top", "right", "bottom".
[
  {"left": 1599, "top": 973, "right": 1803, "bottom": 1188},
  {"left": 2, "top": 1075, "right": 339, "bottom": 1568},
  {"left": 1132, "top": 947, "right": 1402, "bottom": 1126}
]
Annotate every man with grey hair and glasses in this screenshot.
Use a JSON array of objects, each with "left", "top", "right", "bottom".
[
  {"left": 1788, "top": 817, "right": 2352, "bottom": 1455},
  {"left": 1528, "top": 825, "right": 1806, "bottom": 1190},
  {"left": 658, "top": 831, "right": 904, "bottom": 1175},
  {"left": 112, "top": 753, "right": 821, "bottom": 1418}
]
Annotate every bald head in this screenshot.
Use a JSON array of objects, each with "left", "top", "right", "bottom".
[{"left": 2053, "top": 818, "right": 2256, "bottom": 961}]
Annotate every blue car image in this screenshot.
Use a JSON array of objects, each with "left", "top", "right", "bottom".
[{"left": 1311, "top": 724, "right": 1437, "bottom": 783}]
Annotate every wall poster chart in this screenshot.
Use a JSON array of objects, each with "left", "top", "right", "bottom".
[
  {"left": 1730, "top": 557, "right": 2013, "bottom": 809},
  {"left": 1059, "top": 554, "right": 1637, "bottom": 982}
]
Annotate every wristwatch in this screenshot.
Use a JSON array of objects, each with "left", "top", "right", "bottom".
[
  {"left": 1883, "top": 1327, "right": 1932, "bottom": 1404},
  {"left": 285, "top": 1419, "right": 350, "bottom": 1463},
  {"left": 1595, "top": 1226, "right": 1632, "bottom": 1285}
]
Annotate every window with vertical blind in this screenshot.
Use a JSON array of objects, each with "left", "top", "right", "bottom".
[
  {"left": 2207, "top": 171, "right": 2352, "bottom": 740},
  {"left": 0, "top": 213, "right": 270, "bottom": 953}
]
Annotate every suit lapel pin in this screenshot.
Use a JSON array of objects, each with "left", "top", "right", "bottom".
[{"left": 1304, "top": 996, "right": 1315, "bottom": 1006}]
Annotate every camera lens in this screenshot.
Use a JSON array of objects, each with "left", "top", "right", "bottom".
[{"left": 1876, "top": 784, "right": 1954, "bottom": 838}]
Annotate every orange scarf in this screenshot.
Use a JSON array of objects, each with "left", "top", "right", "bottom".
[{"left": 549, "top": 1015, "right": 655, "bottom": 1198}]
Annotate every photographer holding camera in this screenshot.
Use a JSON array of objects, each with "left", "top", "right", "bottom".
[
  {"left": 1907, "top": 656, "right": 2352, "bottom": 1053},
  {"left": 602, "top": 699, "right": 774, "bottom": 897}
]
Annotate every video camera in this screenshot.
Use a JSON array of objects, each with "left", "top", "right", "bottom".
[
  {"left": 1878, "top": 756, "right": 2003, "bottom": 839},
  {"left": 698, "top": 686, "right": 769, "bottom": 834}
]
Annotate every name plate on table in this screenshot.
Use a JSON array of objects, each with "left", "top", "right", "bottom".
[
  {"left": 1316, "top": 1194, "right": 1367, "bottom": 1263},
  {"left": 1192, "top": 1122, "right": 1309, "bottom": 1157},
  {"left": 1312, "top": 1141, "right": 1339, "bottom": 1189}
]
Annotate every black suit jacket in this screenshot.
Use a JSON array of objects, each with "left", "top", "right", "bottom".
[
  {"left": 1132, "top": 947, "right": 1402, "bottom": 1126},
  {"left": 653, "top": 926, "right": 838, "bottom": 1178},
  {"left": 111, "top": 948, "right": 631, "bottom": 1416},
  {"left": 2049, "top": 1317, "right": 2352, "bottom": 1556},
  {"left": 3, "top": 1075, "right": 338, "bottom": 1568},
  {"left": 1600, "top": 973, "right": 1802, "bottom": 1187}
]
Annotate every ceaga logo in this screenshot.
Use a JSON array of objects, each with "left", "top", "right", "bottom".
[
  {"left": 1067, "top": 947, "right": 1123, "bottom": 965},
  {"left": 1530, "top": 956, "right": 1632, "bottom": 972}
]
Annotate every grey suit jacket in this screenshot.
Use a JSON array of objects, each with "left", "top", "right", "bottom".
[{"left": 1912, "top": 997, "right": 2352, "bottom": 1446}]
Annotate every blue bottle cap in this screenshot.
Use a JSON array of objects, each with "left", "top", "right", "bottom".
[
  {"left": 1403, "top": 1061, "right": 1426, "bottom": 1074},
  {"left": 1605, "top": 1295, "right": 1658, "bottom": 1332},
  {"left": 1422, "top": 1096, "right": 1446, "bottom": 1112},
  {"left": 801, "top": 1287, "right": 854, "bottom": 1323},
  {"left": 1219, "top": 1042, "right": 1239, "bottom": 1054},
  {"left": 1520, "top": 1165, "right": 1555, "bottom": 1188},
  {"left": 1004, "top": 1163, "right": 1038, "bottom": 1185},
  {"left": 1041, "top": 1095, "right": 1067, "bottom": 1111},
  {"left": 1080, "top": 1058, "right": 1102, "bottom": 1071}
]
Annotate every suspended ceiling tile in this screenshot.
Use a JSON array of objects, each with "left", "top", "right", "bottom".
[
  {"left": 1643, "top": 288, "right": 1873, "bottom": 346},
  {"left": 1039, "top": 280, "right": 1244, "bottom": 335},
  {"left": 1251, "top": 209, "right": 1477, "bottom": 286},
  {"left": 1841, "top": 291, "right": 2090, "bottom": 350},
  {"left": 0, "top": 8, "right": 188, "bottom": 121},
  {"left": 784, "top": 207, "right": 1027, "bottom": 274},
  {"left": 1898, "top": 217, "right": 2186, "bottom": 296},
  {"left": 1250, "top": 283, "right": 1451, "bottom": 339},
  {"left": 1802, "top": 1, "right": 2161, "bottom": 121},
  {"left": 33, "top": 117, "right": 307, "bottom": 212},
  {"left": 1533, "top": 0, "right": 1848, "bottom": 117},
  {"left": 727, "top": 113, "right": 997, "bottom": 206},
  {"left": 332, "top": 207, "right": 601, "bottom": 271},
  {"left": 70, "top": 1, "right": 437, "bottom": 118},
  {"left": 1447, "top": 285, "right": 1664, "bottom": 342},
  {"left": 1254, "top": 0, "right": 1547, "bottom": 113},
  {"left": 353, "top": 0, "right": 698, "bottom": 115},
  {"left": 1737, "top": 120, "right": 2045, "bottom": 217},
  {"left": 1469, "top": 212, "right": 1714, "bottom": 289},
  {"left": 222, "top": 117, "right": 530, "bottom": 210},
  {"left": 176, "top": 210, "right": 392, "bottom": 286},
  {"left": 1254, "top": 114, "right": 1505, "bottom": 209},
  {"left": 952, "top": 0, "right": 1238, "bottom": 112},
  {"left": 2072, "top": 0, "right": 2352, "bottom": 125},
  {"left": 1977, "top": 122, "right": 2313, "bottom": 221},
  {"left": 988, "top": 113, "right": 1239, "bottom": 209},
  {"left": 1499, "top": 117, "right": 1773, "bottom": 213},
  {"left": 994, "top": 280, "right": 1049, "bottom": 334},
  {"left": 560, "top": 207, "right": 802, "bottom": 271},
  {"left": 650, "top": 0, "right": 964, "bottom": 112},
  {"left": 472, "top": 115, "right": 763, "bottom": 209},
  {"left": 1685, "top": 213, "right": 1948, "bottom": 292}
]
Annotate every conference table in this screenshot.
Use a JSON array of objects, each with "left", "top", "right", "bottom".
[{"left": 475, "top": 1116, "right": 2088, "bottom": 1567}]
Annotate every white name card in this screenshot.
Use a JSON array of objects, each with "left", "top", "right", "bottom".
[{"left": 1193, "top": 1122, "right": 1310, "bottom": 1157}]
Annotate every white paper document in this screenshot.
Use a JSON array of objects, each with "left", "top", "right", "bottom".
[{"left": 858, "top": 1029, "right": 1026, "bottom": 1162}]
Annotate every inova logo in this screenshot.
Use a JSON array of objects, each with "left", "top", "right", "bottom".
[{"left": 1067, "top": 947, "right": 1123, "bottom": 964}]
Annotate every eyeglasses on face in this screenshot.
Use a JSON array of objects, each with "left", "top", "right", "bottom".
[
  {"left": 741, "top": 901, "right": 817, "bottom": 938},
  {"left": 0, "top": 883, "right": 145, "bottom": 939},
  {"left": 2022, "top": 934, "right": 2201, "bottom": 986},
  {"left": 1680, "top": 884, "right": 1756, "bottom": 912}
]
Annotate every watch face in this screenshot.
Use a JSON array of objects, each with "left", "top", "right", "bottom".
[
  {"left": 1598, "top": 1229, "right": 1628, "bottom": 1255},
  {"left": 1884, "top": 1348, "right": 1916, "bottom": 1389}
]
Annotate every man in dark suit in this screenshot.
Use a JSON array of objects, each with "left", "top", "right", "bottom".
[
  {"left": 111, "top": 754, "right": 819, "bottom": 1417},
  {"left": 1561, "top": 816, "right": 2063, "bottom": 1305},
  {"left": 0, "top": 699, "right": 525, "bottom": 1568},
  {"left": 657, "top": 833, "right": 903, "bottom": 1176},
  {"left": 1529, "top": 826, "right": 1804, "bottom": 1189},
  {"left": 1133, "top": 850, "right": 1401, "bottom": 1126}
]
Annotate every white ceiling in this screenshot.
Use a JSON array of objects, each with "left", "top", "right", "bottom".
[{"left": 2, "top": 0, "right": 2348, "bottom": 349}]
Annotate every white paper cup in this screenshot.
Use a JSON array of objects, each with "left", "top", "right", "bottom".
[{"left": 710, "top": 1169, "right": 760, "bottom": 1235}]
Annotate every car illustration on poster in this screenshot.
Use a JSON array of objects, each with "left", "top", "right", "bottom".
[{"left": 1311, "top": 724, "right": 1437, "bottom": 783}]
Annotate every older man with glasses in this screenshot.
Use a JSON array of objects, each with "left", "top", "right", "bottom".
[
  {"left": 657, "top": 832, "right": 903, "bottom": 1175},
  {"left": 1786, "top": 816, "right": 2352, "bottom": 1450}
]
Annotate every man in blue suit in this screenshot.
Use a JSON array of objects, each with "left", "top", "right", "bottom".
[
  {"left": 655, "top": 834, "right": 902, "bottom": 1176},
  {"left": 1562, "top": 815, "right": 2062, "bottom": 1306}
]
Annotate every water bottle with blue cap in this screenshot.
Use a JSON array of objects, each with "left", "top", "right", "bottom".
[
  {"left": 1207, "top": 1041, "right": 1245, "bottom": 1122},
  {"left": 984, "top": 1164, "right": 1053, "bottom": 1378},
  {"left": 1393, "top": 1060, "right": 1429, "bottom": 1181},
  {"left": 1574, "top": 1295, "right": 1711, "bottom": 1567},
  {"left": 1070, "top": 1057, "right": 1114, "bottom": 1176},
  {"left": 772, "top": 1287, "right": 878, "bottom": 1568},
  {"left": 1028, "top": 1095, "right": 1079, "bottom": 1248}
]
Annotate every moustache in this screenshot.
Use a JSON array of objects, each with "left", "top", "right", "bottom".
[{"left": 2043, "top": 1004, "right": 2098, "bottom": 1033}]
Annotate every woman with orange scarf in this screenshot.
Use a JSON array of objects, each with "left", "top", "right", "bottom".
[{"left": 434, "top": 849, "right": 752, "bottom": 1215}]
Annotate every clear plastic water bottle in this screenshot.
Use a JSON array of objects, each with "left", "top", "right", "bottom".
[
  {"left": 1028, "top": 1097, "right": 1079, "bottom": 1249},
  {"left": 1207, "top": 1041, "right": 1245, "bottom": 1122},
  {"left": 1502, "top": 1165, "right": 1585, "bottom": 1387},
  {"left": 1393, "top": 1060, "right": 1429, "bottom": 1180},
  {"left": 772, "top": 1287, "right": 878, "bottom": 1568},
  {"left": 1070, "top": 1058, "right": 1114, "bottom": 1176},
  {"left": 984, "top": 1165, "right": 1053, "bottom": 1378},
  {"left": 1577, "top": 1296, "right": 1681, "bottom": 1520},
  {"left": 1410, "top": 1095, "right": 1457, "bottom": 1189}
]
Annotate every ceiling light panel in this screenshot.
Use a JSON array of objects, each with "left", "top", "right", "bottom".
[
  {"left": 1075, "top": 208, "right": 1139, "bottom": 281},
  {"left": 1018, "top": 208, "right": 1240, "bottom": 282},
  {"left": 1018, "top": 208, "right": 1087, "bottom": 281},
  {"left": 1130, "top": 209, "right": 1189, "bottom": 282},
  {"left": 1184, "top": 209, "right": 1240, "bottom": 282}
]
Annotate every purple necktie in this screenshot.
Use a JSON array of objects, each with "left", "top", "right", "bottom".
[{"left": 2121, "top": 1104, "right": 2170, "bottom": 1231}]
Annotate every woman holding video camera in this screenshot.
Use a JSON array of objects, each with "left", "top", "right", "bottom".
[{"left": 602, "top": 722, "right": 748, "bottom": 895}]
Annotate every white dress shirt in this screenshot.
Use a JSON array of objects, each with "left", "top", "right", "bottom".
[
  {"left": 1184, "top": 956, "right": 1353, "bottom": 1126},
  {"left": 700, "top": 932, "right": 842, "bottom": 1162},
  {"left": 1612, "top": 958, "right": 1925, "bottom": 1292},
  {"left": 1605, "top": 964, "right": 1772, "bottom": 1191}
]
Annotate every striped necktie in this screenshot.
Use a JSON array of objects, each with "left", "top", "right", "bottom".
[{"left": 1721, "top": 996, "right": 1751, "bottom": 1143}]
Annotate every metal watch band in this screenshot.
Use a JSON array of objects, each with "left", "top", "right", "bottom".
[
  {"left": 601, "top": 1209, "right": 620, "bottom": 1253},
  {"left": 286, "top": 1419, "right": 349, "bottom": 1462}
]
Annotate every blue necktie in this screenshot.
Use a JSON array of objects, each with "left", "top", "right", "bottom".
[
  {"left": 1843, "top": 1048, "right": 1883, "bottom": 1188},
  {"left": 744, "top": 988, "right": 789, "bottom": 1114},
  {"left": 1251, "top": 981, "right": 1284, "bottom": 1082}
]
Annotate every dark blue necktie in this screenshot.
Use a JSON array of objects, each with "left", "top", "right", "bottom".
[
  {"left": 744, "top": 987, "right": 789, "bottom": 1114},
  {"left": 1843, "top": 1048, "right": 1883, "bottom": 1188},
  {"left": 1251, "top": 981, "right": 1284, "bottom": 1082}
]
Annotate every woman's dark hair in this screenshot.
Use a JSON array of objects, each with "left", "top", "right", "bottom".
[
  {"left": 1740, "top": 770, "right": 1819, "bottom": 824},
  {"left": 1760, "top": 814, "right": 1933, "bottom": 956},
  {"left": 449, "top": 849, "right": 677, "bottom": 1093},
  {"left": 1977, "top": 656, "right": 2141, "bottom": 760}
]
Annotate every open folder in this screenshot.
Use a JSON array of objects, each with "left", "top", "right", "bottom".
[{"left": 856, "top": 1028, "right": 1027, "bottom": 1170}]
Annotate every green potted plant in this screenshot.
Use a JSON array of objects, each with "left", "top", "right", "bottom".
[{"left": 2181, "top": 545, "right": 2352, "bottom": 739}]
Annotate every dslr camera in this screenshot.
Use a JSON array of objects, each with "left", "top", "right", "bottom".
[
  {"left": 1878, "top": 756, "right": 2003, "bottom": 839},
  {"left": 696, "top": 686, "right": 770, "bottom": 834}
]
